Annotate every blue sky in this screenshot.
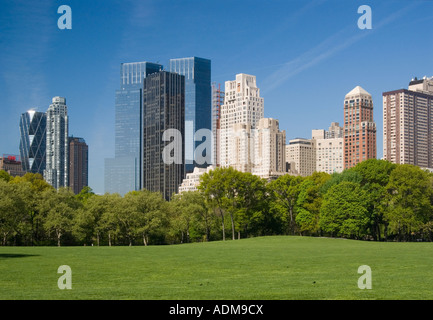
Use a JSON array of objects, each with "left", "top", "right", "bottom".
[{"left": 1, "top": 0, "right": 432, "bottom": 194}]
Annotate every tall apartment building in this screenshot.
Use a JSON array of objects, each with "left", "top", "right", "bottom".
[
  {"left": 285, "top": 138, "right": 315, "bottom": 177},
  {"left": 170, "top": 57, "right": 211, "bottom": 172},
  {"left": 220, "top": 74, "right": 264, "bottom": 169},
  {"left": 69, "top": 137, "right": 88, "bottom": 194},
  {"left": 312, "top": 124, "right": 344, "bottom": 175},
  {"left": 253, "top": 118, "right": 286, "bottom": 179},
  {"left": 383, "top": 76, "right": 433, "bottom": 168},
  {"left": 105, "top": 61, "right": 162, "bottom": 195},
  {"left": 212, "top": 83, "right": 224, "bottom": 167},
  {"left": 142, "top": 71, "right": 185, "bottom": 201},
  {"left": 19, "top": 109, "right": 46, "bottom": 175},
  {"left": 44, "top": 97, "right": 69, "bottom": 189},
  {"left": 343, "top": 86, "right": 376, "bottom": 169}
]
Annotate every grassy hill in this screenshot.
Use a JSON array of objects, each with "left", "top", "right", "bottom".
[{"left": 1, "top": 236, "right": 433, "bottom": 300}]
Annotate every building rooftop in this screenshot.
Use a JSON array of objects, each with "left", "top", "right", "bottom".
[{"left": 345, "top": 86, "right": 371, "bottom": 97}]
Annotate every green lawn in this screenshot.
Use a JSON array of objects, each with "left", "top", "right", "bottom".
[{"left": 1, "top": 236, "right": 433, "bottom": 300}]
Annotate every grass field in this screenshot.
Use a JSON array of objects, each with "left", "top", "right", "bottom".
[{"left": 1, "top": 236, "right": 433, "bottom": 300}]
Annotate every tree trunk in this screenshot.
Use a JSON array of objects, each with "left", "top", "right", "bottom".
[
  {"left": 219, "top": 208, "right": 225, "bottom": 241},
  {"left": 108, "top": 232, "right": 112, "bottom": 247},
  {"left": 57, "top": 230, "right": 61, "bottom": 247},
  {"left": 143, "top": 234, "right": 148, "bottom": 246},
  {"left": 230, "top": 213, "right": 235, "bottom": 240}
]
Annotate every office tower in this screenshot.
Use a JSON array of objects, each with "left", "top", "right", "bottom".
[
  {"left": 105, "top": 61, "right": 163, "bottom": 195},
  {"left": 44, "top": 97, "right": 69, "bottom": 189},
  {"left": 69, "top": 137, "right": 88, "bottom": 194},
  {"left": 252, "top": 118, "right": 286, "bottom": 179},
  {"left": 312, "top": 124, "right": 344, "bottom": 175},
  {"left": 19, "top": 109, "right": 46, "bottom": 175},
  {"left": 170, "top": 57, "right": 212, "bottom": 172},
  {"left": 220, "top": 74, "right": 264, "bottom": 168},
  {"left": 285, "top": 138, "right": 316, "bottom": 177},
  {"left": 212, "top": 83, "right": 224, "bottom": 166},
  {"left": 343, "top": 86, "right": 376, "bottom": 169},
  {"left": 0, "top": 155, "right": 25, "bottom": 177},
  {"left": 142, "top": 71, "right": 185, "bottom": 201},
  {"left": 383, "top": 76, "right": 433, "bottom": 168}
]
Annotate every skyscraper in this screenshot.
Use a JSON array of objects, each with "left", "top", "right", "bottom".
[
  {"left": 44, "top": 96, "right": 69, "bottom": 189},
  {"left": 383, "top": 76, "right": 433, "bottom": 168},
  {"left": 343, "top": 86, "right": 376, "bottom": 169},
  {"left": 253, "top": 118, "right": 286, "bottom": 179},
  {"left": 19, "top": 109, "right": 46, "bottom": 175},
  {"left": 211, "top": 83, "right": 224, "bottom": 167},
  {"left": 69, "top": 137, "right": 88, "bottom": 194},
  {"left": 285, "top": 138, "right": 316, "bottom": 177},
  {"left": 105, "top": 61, "right": 162, "bottom": 195},
  {"left": 169, "top": 57, "right": 211, "bottom": 172},
  {"left": 142, "top": 71, "right": 185, "bottom": 201},
  {"left": 220, "top": 74, "right": 264, "bottom": 169}
]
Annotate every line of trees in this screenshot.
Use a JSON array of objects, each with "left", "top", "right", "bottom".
[{"left": 2, "top": 159, "right": 433, "bottom": 246}]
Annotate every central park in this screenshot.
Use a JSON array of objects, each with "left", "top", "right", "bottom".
[{"left": 2, "top": 159, "right": 433, "bottom": 299}]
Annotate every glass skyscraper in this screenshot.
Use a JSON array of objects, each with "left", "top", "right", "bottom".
[
  {"left": 19, "top": 109, "right": 47, "bottom": 175},
  {"left": 169, "top": 57, "right": 211, "bottom": 172},
  {"left": 142, "top": 71, "right": 185, "bottom": 201},
  {"left": 44, "top": 96, "right": 69, "bottom": 189},
  {"left": 105, "top": 61, "right": 162, "bottom": 195}
]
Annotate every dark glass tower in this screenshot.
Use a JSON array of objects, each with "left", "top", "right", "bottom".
[
  {"left": 19, "top": 110, "right": 47, "bottom": 175},
  {"left": 169, "top": 57, "right": 211, "bottom": 172},
  {"left": 105, "top": 61, "right": 162, "bottom": 195},
  {"left": 142, "top": 71, "right": 185, "bottom": 201},
  {"left": 69, "top": 137, "right": 88, "bottom": 194}
]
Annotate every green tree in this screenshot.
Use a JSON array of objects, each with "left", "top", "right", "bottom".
[
  {"left": 39, "top": 187, "right": 81, "bottom": 246},
  {"left": 384, "top": 164, "right": 433, "bottom": 241},
  {"left": 170, "top": 191, "right": 211, "bottom": 243},
  {"left": 268, "top": 174, "right": 304, "bottom": 235},
  {"left": 0, "top": 180, "right": 29, "bottom": 245},
  {"left": 295, "top": 172, "right": 331, "bottom": 235},
  {"left": 319, "top": 181, "right": 369, "bottom": 239}
]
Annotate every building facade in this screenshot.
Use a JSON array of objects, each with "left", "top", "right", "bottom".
[
  {"left": 211, "top": 82, "right": 224, "bottom": 167},
  {"left": 253, "top": 118, "right": 286, "bottom": 179},
  {"left": 44, "top": 96, "right": 69, "bottom": 189},
  {"left": 105, "top": 61, "right": 162, "bottom": 195},
  {"left": 0, "top": 155, "right": 25, "bottom": 177},
  {"left": 312, "top": 125, "right": 344, "bottom": 175},
  {"left": 220, "top": 74, "right": 264, "bottom": 169},
  {"left": 170, "top": 57, "right": 212, "bottom": 172},
  {"left": 69, "top": 137, "right": 88, "bottom": 194},
  {"left": 285, "top": 138, "right": 315, "bottom": 177},
  {"left": 383, "top": 76, "right": 433, "bottom": 168},
  {"left": 178, "top": 166, "right": 215, "bottom": 194},
  {"left": 343, "top": 86, "right": 376, "bottom": 170},
  {"left": 142, "top": 71, "right": 185, "bottom": 201},
  {"left": 19, "top": 109, "right": 46, "bottom": 175}
]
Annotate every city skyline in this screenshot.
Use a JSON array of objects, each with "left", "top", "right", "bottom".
[{"left": 1, "top": 1, "right": 433, "bottom": 193}]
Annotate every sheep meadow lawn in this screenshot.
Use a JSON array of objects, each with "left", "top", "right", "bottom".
[{"left": 1, "top": 236, "right": 433, "bottom": 300}]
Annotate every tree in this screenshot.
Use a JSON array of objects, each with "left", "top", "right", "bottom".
[
  {"left": 384, "top": 164, "right": 433, "bottom": 241},
  {"left": 99, "top": 193, "right": 122, "bottom": 246},
  {"left": 39, "top": 187, "right": 81, "bottom": 246},
  {"left": 319, "top": 181, "right": 369, "bottom": 239},
  {"left": 268, "top": 174, "right": 304, "bottom": 235},
  {"left": 199, "top": 167, "right": 230, "bottom": 241},
  {"left": 10, "top": 173, "right": 53, "bottom": 245},
  {"left": 170, "top": 191, "right": 211, "bottom": 243},
  {"left": 295, "top": 172, "right": 331, "bottom": 235},
  {"left": 0, "top": 180, "right": 29, "bottom": 245}
]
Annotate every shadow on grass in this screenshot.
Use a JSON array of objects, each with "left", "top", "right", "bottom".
[{"left": 0, "top": 254, "right": 40, "bottom": 260}]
